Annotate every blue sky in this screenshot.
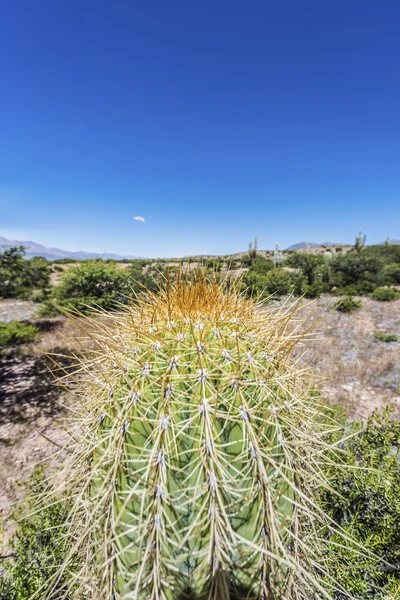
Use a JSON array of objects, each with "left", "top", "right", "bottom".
[{"left": 1, "top": 1, "right": 399, "bottom": 257}]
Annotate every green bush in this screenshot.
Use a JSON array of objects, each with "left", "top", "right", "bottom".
[
  {"left": 40, "top": 261, "right": 160, "bottom": 316},
  {"left": 0, "top": 321, "right": 39, "bottom": 347},
  {"left": 0, "top": 469, "right": 72, "bottom": 600},
  {"left": 371, "top": 287, "right": 400, "bottom": 301},
  {"left": 51, "top": 257, "right": 77, "bottom": 264},
  {"left": 330, "top": 253, "right": 383, "bottom": 293},
  {"left": 303, "top": 281, "right": 329, "bottom": 298},
  {"left": 320, "top": 409, "right": 400, "bottom": 598},
  {"left": 382, "top": 264, "right": 400, "bottom": 285},
  {"left": 334, "top": 297, "right": 362, "bottom": 312},
  {"left": 243, "top": 268, "right": 294, "bottom": 297},
  {"left": 0, "top": 247, "right": 51, "bottom": 299},
  {"left": 374, "top": 331, "right": 398, "bottom": 343},
  {"left": 285, "top": 252, "right": 326, "bottom": 285},
  {"left": 40, "top": 261, "right": 134, "bottom": 315},
  {"left": 248, "top": 255, "right": 274, "bottom": 274},
  {"left": 363, "top": 243, "right": 400, "bottom": 264}
]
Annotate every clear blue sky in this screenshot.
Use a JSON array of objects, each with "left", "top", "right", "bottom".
[{"left": 1, "top": 1, "right": 399, "bottom": 257}]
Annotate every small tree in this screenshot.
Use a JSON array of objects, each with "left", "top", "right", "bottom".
[
  {"left": 285, "top": 253, "right": 325, "bottom": 285},
  {"left": 0, "top": 246, "right": 50, "bottom": 299},
  {"left": 45, "top": 261, "right": 133, "bottom": 314}
]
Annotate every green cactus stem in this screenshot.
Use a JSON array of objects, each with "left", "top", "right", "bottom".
[{"left": 42, "top": 274, "right": 363, "bottom": 600}]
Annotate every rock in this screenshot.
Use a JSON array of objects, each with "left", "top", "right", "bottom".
[{"left": 342, "top": 384, "right": 354, "bottom": 392}]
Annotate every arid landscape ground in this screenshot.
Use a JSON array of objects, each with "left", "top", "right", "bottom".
[{"left": 1, "top": 293, "right": 399, "bottom": 549}]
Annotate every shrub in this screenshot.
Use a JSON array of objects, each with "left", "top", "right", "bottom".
[
  {"left": 330, "top": 253, "right": 382, "bottom": 293},
  {"left": 371, "top": 287, "right": 400, "bottom": 301},
  {"left": 320, "top": 409, "right": 400, "bottom": 598},
  {"left": 303, "top": 281, "right": 329, "bottom": 298},
  {"left": 0, "top": 321, "right": 39, "bottom": 347},
  {"left": 51, "top": 257, "right": 77, "bottom": 264},
  {"left": 374, "top": 331, "right": 398, "bottom": 343},
  {"left": 41, "top": 261, "right": 134, "bottom": 315},
  {"left": 285, "top": 253, "right": 326, "bottom": 285},
  {"left": 334, "top": 297, "right": 362, "bottom": 312},
  {"left": 383, "top": 264, "right": 400, "bottom": 285},
  {"left": 248, "top": 255, "right": 274, "bottom": 274},
  {"left": 0, "top": 247, "right": 50, "bottom": 299},
  {"left": 0, "top": 469, "right": 71, "bottom": 600},
  {"left": 243, "top": 268, "right": 294, "bottom": 297}
]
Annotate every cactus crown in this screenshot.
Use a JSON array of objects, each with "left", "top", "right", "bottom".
[{"left": 45, "top": 274, "right": 360, "bottom": 600}]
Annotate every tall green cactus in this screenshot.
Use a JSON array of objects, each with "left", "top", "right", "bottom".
[
  {"left": 248, "top": 237, "right": 258, "bottom": 265},
  {"left": 354, "top": 231, "right": 366, "bottom": 253},
  {"left": 45, "top": 275, "right": 357, "bottom": 600}
]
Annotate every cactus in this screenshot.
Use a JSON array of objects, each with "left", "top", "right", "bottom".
[
  {"left": 272, "top": 243, "right": 284, "bottom": 268},
  {"left": 248, "top": 237, "right": 258, "bottom": 265},
  {"left": 354, "top": 231, "right": 366, "bottom": 253},
  {"left": 45, "top": 274, "right": 358, "bottom": 600}
]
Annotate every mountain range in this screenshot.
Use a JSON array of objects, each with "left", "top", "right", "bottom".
[
  {"left": 286, "top": 239, "right": 400, "bottom": 250},
  {"left": 1, "top": 236, "right": 399, "bottom": 260},
  {"left": 0, "top": 236, "right": 140, "bottom": 261},
  {"left": 285, "top": 241, "right": 346, "bottom": 250}
]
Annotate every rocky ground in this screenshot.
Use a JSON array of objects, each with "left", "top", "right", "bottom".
[
  {"left": 291, "top": 296, "right": 400, "bottom": 418},
  {"left": 0, "top": 296, "right": 399, "bottom": 550},
  {"left": 0, "top": 299, "right": 38, "bottom": 323}
]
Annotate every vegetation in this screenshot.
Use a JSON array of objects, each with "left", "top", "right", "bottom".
[
  {"left": 243, "top": 242, "right": 400, "bottom": 300},
  {"left": 40, "top": 260, "right": 155, "bottom": 315},
  {"left": 0, "top": 321, "right": 39, "bottom": 347},
  {"left": 2, "top": 241, "right": 400, "bottom": 308},
  {"left": 334, "top": 297, "right": 362, "bottom": 313},
  {"left": 0, "top": 247, "right": 50, "bottom": 300},
  {"left": 374, "top": 331, "right": 398, "bottom": 343},
  {"left": 320, "top": 409, "right": 400, "bottom": 599},
  {"left": 243, "top": 263, "right": 293, "bottom": 297},
  {"left": 329, "top": 253, "right": 382, "bottom": 295},
  {"left": 371, "top": 287, "right": 400, "bottom": 301},
  {"left": 0, "top": 470, "right": 71, "bottom": 600}
]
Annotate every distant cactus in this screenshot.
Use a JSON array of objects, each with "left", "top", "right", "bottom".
[
  {"left": 43, "top": 274, "right": 361, "bottom": 599},
  {"left": 272, "top": 243, "right": 284, "bottom": 268},
  {"left": 354, "top": 231, "right": 366, "bottom": 253},
  {"left": 248, "top": 237, "right": 258, "bottom": 265}
]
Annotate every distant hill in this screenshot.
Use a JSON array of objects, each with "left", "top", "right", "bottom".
[
  {"left": 285, "top": 241, "right": 344, "bottom": 251},
  {"left": 286, "top": 242, "right": 319, "bottom": 250},
  {"left": 378, "top": 239, "right": 400, "bottom": 245},
  {"left": 0, "top": 236, "right": 141, "bottom": 261}
]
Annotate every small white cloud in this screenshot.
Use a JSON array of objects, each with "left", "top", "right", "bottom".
[{"left": 133, "top": 216, "right": 145, "bottom": 223}]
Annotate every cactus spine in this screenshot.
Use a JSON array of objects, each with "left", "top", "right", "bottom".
[{"left": 47, "top": 275, "right": 352, "bottom": 600}]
